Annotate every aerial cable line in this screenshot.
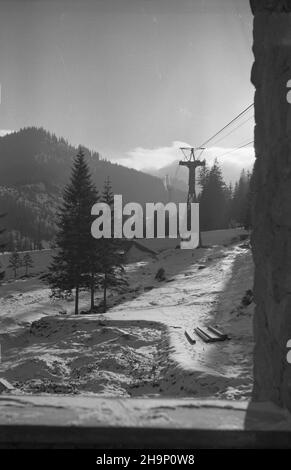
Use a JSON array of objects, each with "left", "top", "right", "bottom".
[
  {"left": 207, "top": 114, "right": 254, "bottom": 148},
  {"left": 216, "top": 140, "right": 254, "bottom": 160},
  {"left": 198, "top": 103, "right": 254, "bottom": 149}
]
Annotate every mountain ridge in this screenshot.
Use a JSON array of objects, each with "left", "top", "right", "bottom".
[{"left": 0, "top": 127, "right": 186, "bottom": 249}]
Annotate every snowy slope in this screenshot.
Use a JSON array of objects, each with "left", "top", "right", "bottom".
[{"left": 0, "top": 229, "right": 254, "bottom": 399}]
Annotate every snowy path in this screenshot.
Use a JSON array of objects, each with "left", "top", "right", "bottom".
[{"left": 107, "top": 244, "right": 254, "bottom": 398}]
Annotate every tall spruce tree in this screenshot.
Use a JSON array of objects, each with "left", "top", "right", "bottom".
[
  {"left": 44, "top": 148, "right": 98, "bottom": 314},
  {"left": 199, "top": 160, "right": 229, "bottom": 231},
  {"left": 198, "top": 164, "right": 210, "bottom": 193},
  {"left": 97, "top": 178, "right": 127, "bottom": 313},
  {"left": 86, "top": 210, "right": 102, "bottom": 312},
  {"left": 230, "top": 169, "right": 252, "bottom": 228}
]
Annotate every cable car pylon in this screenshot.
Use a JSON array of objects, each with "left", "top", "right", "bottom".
[{"left": 179, "top": 147, "right": 206, "bottom": 248}]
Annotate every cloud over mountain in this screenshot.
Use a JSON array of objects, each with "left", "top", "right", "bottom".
[{"left": 113, "top": 141, "right": 255, "bottom": 186}]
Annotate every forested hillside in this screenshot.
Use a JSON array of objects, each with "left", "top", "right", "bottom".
[{"left": 0, "top": 127, "right": 185, "bottom": 249}]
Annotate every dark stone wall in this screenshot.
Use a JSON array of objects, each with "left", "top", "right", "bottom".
[
  {"left": 251, "top": 1, "right": 291, "bottom": 408},
  {"left": 250, "top": 0, "right": 291, "bottom": 13}
]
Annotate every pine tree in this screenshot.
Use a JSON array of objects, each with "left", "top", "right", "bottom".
[
  {"left": 8, "top": 251, "right": 21, "bottom": 278},
  {"left": 230, "top": 169, "right": 252, "bottom": 228},
  {"left": 199, "top": 160, "right": 229, "bottom": 231},
  {"left": 97, "top": 178, "right": 127, "bottom": 313},
  {"left": 224, "top": 183, "right": 233, "bottom": 228},
  {"left": 23, "top": 252, "right": 34, "bottom": 276},
  {"left": 198, "top": 164, "right": 210, "bottom": 193},
  {"left": 43, "top": 148, "right": 98, "bottom": 314},
  {"left": 86, "top": 203, "right": 101, "bottom": 312}
]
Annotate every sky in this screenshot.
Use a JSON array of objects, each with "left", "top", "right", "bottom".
[{"left": 0, "top": 0, "right": 255, "bottom": 173}]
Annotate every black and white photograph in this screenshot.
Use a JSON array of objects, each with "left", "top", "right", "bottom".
[{"left": 0, "top": 0, "right": 291, "bottom": 454}]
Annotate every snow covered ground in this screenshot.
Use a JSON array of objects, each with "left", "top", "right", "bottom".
[{"left": 0, "top": 229, "right": 254, "bottom": 400}]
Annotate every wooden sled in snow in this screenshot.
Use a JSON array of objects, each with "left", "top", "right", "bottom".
[
  {"left": 194, "top": 325, "right": 230, "bottom": 343},
  {"left": 207, "top": 325, "right": 230, "bottom": 340},
  {"left": 0, "top": 378, "right": 15, "bottom": 393},
  {"left": 184, "top": 329, "right": 196, "bottom": 345}
]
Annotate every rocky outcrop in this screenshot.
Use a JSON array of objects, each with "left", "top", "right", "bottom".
[
  {"left": 250, "top": 0, "right": 291, "bottom": 13},
  {"left": 251, "top": 1, "right": 291, "bottom": 409}
]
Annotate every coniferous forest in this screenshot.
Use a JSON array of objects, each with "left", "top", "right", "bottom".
[
  {"left": 198, "top": 160, "right": 252, "bottom": 232},
  {"left": 0, "top": 127, "right": 186, "bottom": 250},
  {"left": 42, "top": 149, "right": 127, "bottom": 314},
  {"left": 0, "top": 127, "right": 252, "bottom": 253},
  {"left": 39, "top": 148, "right": 252, "bottom": 315}
]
